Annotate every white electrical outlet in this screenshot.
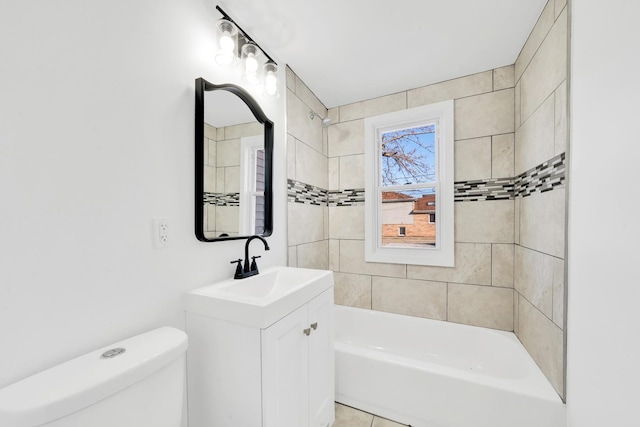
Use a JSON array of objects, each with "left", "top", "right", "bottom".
[{"left": 153, "top": 217, "right": 171, "bottom": 248}]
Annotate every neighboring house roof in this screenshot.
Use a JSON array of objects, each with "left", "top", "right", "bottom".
[
  {"left": 411, "top": 194, "right": 436, "bottom": 214},
  {"left": 381, "top": 191, "right": 416, "bottom": 203}
]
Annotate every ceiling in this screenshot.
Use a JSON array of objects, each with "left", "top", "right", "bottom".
[{"left": 217, "top": 0, "right": 547, "bottom": 109}]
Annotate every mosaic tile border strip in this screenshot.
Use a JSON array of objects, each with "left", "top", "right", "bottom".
[
  {"left": 203, "top": 192, "right": 240, "bottom": 206},
  {"left": 287, "top": 179, "right": 328, "bottom": 206},
  {"left": 288, "top": 153, "right": 566, "bottom": 206}
]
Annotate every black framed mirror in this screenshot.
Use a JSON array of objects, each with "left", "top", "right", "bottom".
[{"left": 195, "top": 78, "right": 273, "bottom": 242}]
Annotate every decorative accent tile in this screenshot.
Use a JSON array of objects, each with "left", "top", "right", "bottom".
[
  {"left": 287, "top": 179, "right": 328, "bottom": 205},
  {"left": 203, "top": 192, "right": 239, "bottom": 206},
  {"left": 328, "top": 189, "right": 365, "bottom": 206},
  {"left": 288, "top": 153, "right": 565, "bottom": 206}
]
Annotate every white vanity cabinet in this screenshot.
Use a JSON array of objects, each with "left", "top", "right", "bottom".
[{"left": 185, "top": 270, "right": 334, "bottom": 427}]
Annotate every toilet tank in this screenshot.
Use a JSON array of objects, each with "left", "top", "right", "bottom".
[{"left": 0, "top": 327, "right": 188, "bottom": 427}]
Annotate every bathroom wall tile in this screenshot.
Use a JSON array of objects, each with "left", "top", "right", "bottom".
[
  {"left": 323, "top": 124, "right": 329, "bottom": 156},
  {"left": 339, "top": 154, "right": 365, "bottom": 189},
  {"left": 324, "top": 206, "right": 329, "bottom": 240},
  {"left": 492, "top": 133, "right": 515, "bottom": 179},
  {"left": 203, "top": 165, "right": 216, "bottom": 193},
  {"left": 285, "top": 66, "right": 296, "bottom": 91},
  {"left": 454, "top": 89, "right": 514, "bottom": 140},
  {"left": 454, "top": 137, "right": 492, "bottom": 181},
  {"left": 552, "top": 255, "right": 565, "bottom": 329},
  {"left": 204, "top": 123, "right": 217, "bottom": 140},
  {"left": 515, "top": 0, "right": 555, "bottom": 82},
  {"left": 339, "top": 239, "right": 406, "bottom": 278},
  {"left": 515, "top": 81, "right": 521, "bottom": 129},
  {"left": 294, "top": 75, "right": 327, "bottom": 120},
  {"left": 447, "top": 283, "right": 514, "bottom": 331},
  {"left": 288, "top": 202, "right": 324, "bottom": 246},
  {"left": 340, "top": 92, "right": 406, "bottom": 123},
  {"left": 329, "top": 239, "right": 340, "bottom": 271},
  {"left": 215, "top": 206, "right": 239, "bottom": 234},
  {"left": 520, "top": 8, "right": 567, "bottom": 122},
  {"left": 328, "top": 107, "right": 340, "bottom": 124},
  {"left": 288, "top": 246, "right": 297, "bottom": 267},
  {"left": 334, "top": 272, "right": 372, "bottom": 309},
  {"left": 216, "top": 138, "right": 241, "bottom": 167},
  {"left": 514, "top": 197, "right": 521, "bottom": 244},
  {"left": 287, "top": 89, "right": 323, "bottom": 153},
  {"left": 493, "top": 65, "right": 515, "bottom": 91},
  {"left": 295, "top": 139, "right": 328, "bottom": 189},
  {"left": 205, "top": 204, "right": 215, "bottom": 231},
  {"left": 513, "top": 292, "right": 520, "bottom": 334},
  {"left": 216, "top": 127, "right": 225, "bottom": 141},
  {"left": 407, "top": 243, "right": 492, "bottom": 286},
  {"left": 225, "top": 121, "right": 264, "bottom": 140},
  {"left": 455, "top": 200, "right": 514, "bottom": 243},
  {"left": 407, "top": 71, "right": 492, "bottom": 107},
  {"left": 519, "top": 188, "right": 566, "bottom": 258},
  {"left": 328, "top": 119, "right": 365, "bottom": 158},
  {"left": 555, "top": 0, "right": 567, "bottom": 20},
  {"left": 515, "top": 95, "right": 555, "bottom": 175},
  {"left": 224, "top": 166, "right": 240, "bottom": 193},
  {"left": 554, "top": 80, "right": 567, "bottom": 155},
  {"left": 514, "top": 245, "right": 553, "bottom": 317},
  {"left": 334, "top": 403, "right": 374, "bottom": 427},
  {"left": 296, "top": 240, "right": 329, "bottom": 270},
  {"left": 329, "top": 205, "right": 365, "bottom": 239},
  {"left": 207, "top": 139, "right": 216, "bottom": 166},
  {"left": 492, "top": 244, "right": 514, "bottom": 288},
  {"left": 518, "top": 295, "right": 564, "bottom": 397},
  {"left": 287, "top": 134, "right": 296, "bottom": 180},
  {"left": 372, "top": 276, "right": 447, "bottom": 321},
  {"left": 372, "top": 416, "right": 409, "bottom": 427},
  {"left": 328, "top": 157, "right": 339, "bottom": 191},
  {"left": 215, "top": 168, "right": 225, "bottom": 192}
]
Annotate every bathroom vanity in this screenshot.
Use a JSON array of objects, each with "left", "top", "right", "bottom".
[{"left": 184, "top": 266, "right": 335, "bottom": 427}]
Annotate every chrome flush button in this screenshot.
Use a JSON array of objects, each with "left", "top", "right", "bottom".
[{"left": 100, "top": 348, "right": 126, "bottom": 359}]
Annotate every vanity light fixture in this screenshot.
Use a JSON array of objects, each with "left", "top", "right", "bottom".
[{"left": 215, "top": 6, "right": 279, "bottom": 96}]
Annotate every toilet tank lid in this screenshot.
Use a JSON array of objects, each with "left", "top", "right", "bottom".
[{"left": 0, "top": 326, "right": 188, "bottom": 427}]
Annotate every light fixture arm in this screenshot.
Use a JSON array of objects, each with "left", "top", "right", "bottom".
[{"left": 216, "top": 5, "right": 277, "bottom": 66}]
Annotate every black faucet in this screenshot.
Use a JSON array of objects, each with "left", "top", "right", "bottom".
[{"left": 230, "top": 235, "right": 270, "bottom": 279}]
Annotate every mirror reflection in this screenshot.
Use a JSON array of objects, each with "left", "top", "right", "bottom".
[{"left": 195, "top": 79, "right": 273, "bottom": 242}]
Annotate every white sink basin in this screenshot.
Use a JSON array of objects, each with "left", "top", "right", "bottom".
[{"left": 185, "top": 266, "right": 334, "bottom": 329}]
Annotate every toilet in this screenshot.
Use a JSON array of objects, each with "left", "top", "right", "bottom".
[{"left": 0, "top": 327, "right": 188, "bottom": 427}]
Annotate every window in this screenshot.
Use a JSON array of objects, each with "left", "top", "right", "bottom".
[
  {"left": 364, "top": 101, "right": 454, "bottom": 267},
  {"left": 239, "top": 135, "right": 265, "bottom": 235}
]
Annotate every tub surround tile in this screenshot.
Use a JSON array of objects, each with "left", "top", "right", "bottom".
[
  {"left": 454, "top": 178, "right": 514, "bottom": 202},
  {"left": 519, "top": 188, "right": 566, "bottom": 258},
  {"left": 515, "top": 94, "right": 555, "bottom": 175},
  {"left": 513, "top": 291, "right": 520, "bottom": 334},
  {"left": 224, "top": 122, "right": 264, "bottom": 140},
  {"left": 515, "top": 0, "right": 555, "bottom": 82},
  {"left": 491, "top": 133, "right": 515, "bottom": 179},
  {"left": 454, "top": 137, "right": 492, "bottom": 182},
  {"left": 287, "top": 179, "right": 328, "bottom": 206},
  {"left": 455, "top": 200, "right": 514, "bottom": 243},
  {"left": 514, "top": 197, "right": 521, "bottom": 244},
  {"left": 334, "top": 272, "right": 372, "bottom": 309},
  {"left": 328, "top": 107, "right": 340, "bottom": 124},
  {"left": 552, "top": 256, "right": 565, "bottom": 328},
  {"left": 407, "top": 243, "right": 492, "bottom": 286},
  {"left": 454, "top": 89, "right": 514, "bottom": 140},
  {"left": 224, "top": 166, "right": 240, "bottom": 193},
  {"left": 372, "top": 416, "right": 409, "bottom": 427},
  {"left": 328, "top": 189, "right": 366, "bottom": 206},
  {"left": 329, "top": 239, "right": 340, "bottom": 271},
  {"left": 492, "top": 244, "right": 514, "bottom": 288},
  {"left": 287, "top": 246, "right": 297, "bottom": 267},
  {"left": 339, "top": 154, "right": 365, "bottom": 189},
  {"left": 517, "top": 295, "right": 564, "bottom": 397},
  {"left": 519, "top": 8, "right": 567, "bottom": 122},
  {"left": 329, "top": 205, "right": 365, "bottom": 240},
  {"left": 287, "top": 89, "right": 324, "bottom": 153},
  {"left": 493, "top": 65, "right": 515, "bottom": 91},
  {"left": 328, "top": 119, "right": 365, "bottom": 158},
  {"left": 296, "top": 240, "right": 328, "bottom": 270},
  {"left": 554, "top": 81, "right": 567, "bottom": 155},
  {"left": 514, "top": 81, "right": 521, "bottom": 129},
  {"left": 555, "top": 0, "right": 567, "bottom": 19},
  {"left": 407, "top": 71, "right": 493, "bottom": 107},
  {"left": 514, "top": 245, "right": 554, "bottom": 317},
  {"left": 204, "top": 123, "right": 217, "bottom": 140},
  {"left": 328, "top": 157, "right": 339, "bottom": 191},
  {"left": 340, "top": 92, "right": 406, "bottom": 122},
  {"left": 294, "top": 75, "right": 327, "bottom": 121},
  {"left": 287, "top": 134, "right": 297, "bottom": 180},
  {"left": 295, "top": 139, "right": 328, "bottom": 190},
  {"left": 216, "top": 138, "right": 241, "bottom": 167},
  {"left": 285, "top": 66, "right": 296, "bottom": 91},
  {"left": 334, "top": 403, "right": 374, "bottom": 427},
  {"left": 339, "top": 240, "right": 407, "bottom": 278},
  {"left": 287, "top": 202, "right": 325, "bottom": 246},
  {"left": 372, "top": 277, "right": 447, "bottom": 321},
  {"left": 447, "top": 283, "right": 514, "bottom": 331}
]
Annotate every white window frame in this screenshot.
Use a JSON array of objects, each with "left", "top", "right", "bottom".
[
  {"left": 364, "top": 100, "right": 454, "bottom": 267},
  {"left": 239, "top": 135, "right": 264, "bottom": 235}
]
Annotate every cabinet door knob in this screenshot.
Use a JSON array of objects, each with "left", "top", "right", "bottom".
[
  {"left": 303, "top": 328, "right": 311, "bottom": 336},
  {"left": 310, "top": 322, "right": 318, "bottom": 330}
]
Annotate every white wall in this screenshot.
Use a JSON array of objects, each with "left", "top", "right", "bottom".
[
  {"left": 567, "top": 0, "right": 640, "bottom": 425},
  {"left": 0, "top": 0, "right": 287, "bottom": 389}
]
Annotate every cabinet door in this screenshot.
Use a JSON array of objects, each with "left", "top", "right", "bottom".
[
  {"left": 308, "top": 289, "right": 335, "bottom": 427},
  {"left": 262, "top": 304, "right": 310, "bottom": 427}
]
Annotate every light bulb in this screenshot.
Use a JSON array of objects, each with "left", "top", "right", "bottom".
[
  {"left": 220, "top": 31, "right": 234, "bottom": 52},
  {"left": 245, "top": 55, "right": 258, "bottom": 73}
]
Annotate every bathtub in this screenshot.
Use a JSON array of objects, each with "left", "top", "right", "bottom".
[{"left": 335, "top": 306, "right": 565, "bottom": 427}]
